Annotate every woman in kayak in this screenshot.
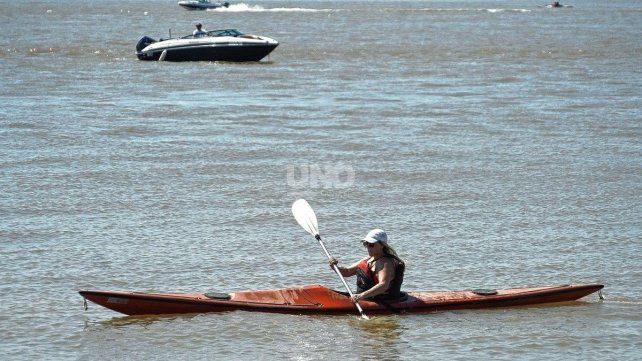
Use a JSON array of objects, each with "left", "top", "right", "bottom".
[{"left": 330, "top": 229, "right": 405, "bottom": 303}]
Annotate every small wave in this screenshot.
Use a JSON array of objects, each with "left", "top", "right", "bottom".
[
  {"left": 602, "top": 297, "right": 642, "bottom": 305},
  {"left": 606, "top": 300, "right": 642, "bottom": 305},
  {"left": 485, "top": 8, "right": 531, "bottom": 13},
  {"left": 98, "top": 125, "right": 155, "bottom": 137},
  {"left": 6, "top": 122, "right": 40, "bottom": 129},
  {"left": 208, "top": 3, "right": 330, "bottom": 12},
  {"left": 27, "top": 47, "right": 55, "bottom": 54},
  {"left": 413, "top": 8, "right": 530, "bottom": 13}
]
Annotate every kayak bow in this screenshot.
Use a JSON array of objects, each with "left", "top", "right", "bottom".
[{"left": 79, "top": 283, "right": 603, "bottom": 316}]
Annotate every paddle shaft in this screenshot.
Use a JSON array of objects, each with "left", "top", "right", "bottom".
[{"left": 315, "top": 235, "right": 367, "bottom": 317}]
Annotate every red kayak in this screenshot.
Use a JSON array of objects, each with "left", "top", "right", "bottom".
[{"left": 79, "top": 283, "right": 603, "bottom": 316}]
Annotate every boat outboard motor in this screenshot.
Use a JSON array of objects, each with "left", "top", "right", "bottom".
[{"left": 136, "top": 36, "right": 156, "bottom": 53}]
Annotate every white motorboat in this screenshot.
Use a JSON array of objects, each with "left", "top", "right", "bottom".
[
  {"left": 135, "top": 29, "right": 278, "bottom": 62},
  {"left": 178, "top": 0, "right": 230, "bottom": 10}
]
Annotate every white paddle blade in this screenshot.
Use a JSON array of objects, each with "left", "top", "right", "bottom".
[{"left": 291, "top": 199, "right": 319, "bottom": 236}]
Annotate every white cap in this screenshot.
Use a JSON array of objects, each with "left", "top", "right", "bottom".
[{"left": 362, "top": 229, "right": 388, "bottom": 244}]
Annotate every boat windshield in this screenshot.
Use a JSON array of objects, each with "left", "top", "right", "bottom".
[
  {"left": 181, "top": 29, "right": 243, "bottom": 39},
  {"left": 206, "top": 29, "right": 243, "bottom": 37}
]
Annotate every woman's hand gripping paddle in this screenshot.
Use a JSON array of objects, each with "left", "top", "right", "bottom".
[{"left": 291, "top": 199, "right": 369, "bottom": 319}]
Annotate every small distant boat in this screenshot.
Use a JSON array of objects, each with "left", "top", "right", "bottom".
[
  {"left": 135, "top": 28, "right": 278, "bottom": 62},
  {"left": 178, "top": 0, "right": 230, "bottom": 10},
  {"left": 541, "top": 2, "right": 572, "bottom": 8}
]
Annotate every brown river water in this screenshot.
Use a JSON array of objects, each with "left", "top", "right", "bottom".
[{"left": 1, "top": 0, "right": 640, "bottom": 359}]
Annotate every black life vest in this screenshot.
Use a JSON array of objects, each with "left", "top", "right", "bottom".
[{"left": 356, "top": 255, "right": 405, "bottom": 300}]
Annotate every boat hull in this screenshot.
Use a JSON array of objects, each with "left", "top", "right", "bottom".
[
  {"left": 178, "top": 1, "right": 230, "bottom": 10},
  {"left": 79, "top": 283, "right": 603, "bottom": 316},
  {"left": 136, "top": 43, "right": 278, "bottom": 62}
]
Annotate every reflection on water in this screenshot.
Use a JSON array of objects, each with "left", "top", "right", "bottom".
[
  {"left": 85, "top": 313, "right": 200, "bottom": 330},
  {"left": 349, "top": 316, "right": 404, "bottom": 361}
]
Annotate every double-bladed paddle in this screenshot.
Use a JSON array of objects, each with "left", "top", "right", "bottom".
[{"left": 291, "top": 199, "right": 369, "bottom": 319}]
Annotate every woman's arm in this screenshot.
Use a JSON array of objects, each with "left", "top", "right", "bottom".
[{"left": 331, "top": 257, "right": 367, "bottom": 277}]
